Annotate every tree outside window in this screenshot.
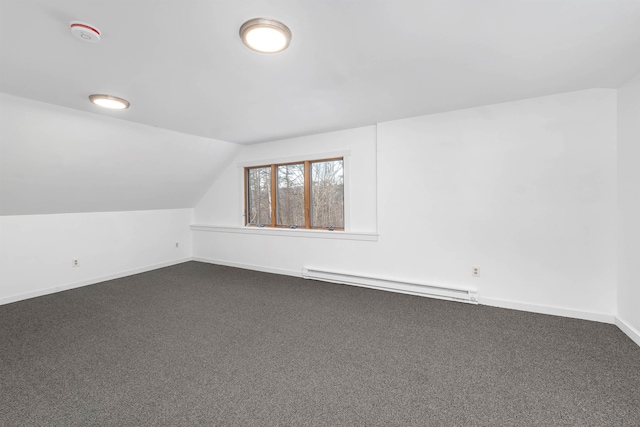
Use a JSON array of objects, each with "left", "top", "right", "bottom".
[{"left": 246, "top": 158, "right": 344, "bottom": 230}]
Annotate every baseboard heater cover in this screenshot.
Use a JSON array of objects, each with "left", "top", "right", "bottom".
[{"left": 302, "top": 268, "right": 478, "bottom": 304}]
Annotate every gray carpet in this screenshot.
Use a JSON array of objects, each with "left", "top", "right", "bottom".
[{"left": 1, "top": 261, "right": 638, "bottom": 426}]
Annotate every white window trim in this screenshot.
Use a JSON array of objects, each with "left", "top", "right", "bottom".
[{"left": 190, "top": 225, "right": 377, "bottom": 241}]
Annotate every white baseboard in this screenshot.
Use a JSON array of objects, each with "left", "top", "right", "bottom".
[
  {"left": 192, "top": 256, "right": 300, "bottom": 278},
  {"left": 5, "top": 256, "right": 637, "bottom": 348},
  {"left": 193, "top": 259, "right": 621, "bottom": 325},
  {"left": 615, "top": 317, "right": 640, "bottom": 347},
  {"left": 479, "top": 296, "right": 615, "bottom": 324},
  {"left": 0, "top": 257, "right": 193, "bottom": 306}
]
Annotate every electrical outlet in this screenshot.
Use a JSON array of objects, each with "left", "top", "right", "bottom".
[
  {"left": 72, "top": 259, "right": 79, "bottom": 267},
  {"left": 175, "top": 242, "right": 179, "bottom": 248},
  {"left": 472, "top": 266, "right": 479, "bottom": 277}
]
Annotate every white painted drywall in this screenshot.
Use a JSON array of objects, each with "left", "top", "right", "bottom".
[
  {"left": 617, "top": 72, "right": 640, "bottom": 338},
  {"left": 0, "top": 93, "right": 241, "bottom": 215},
  {"left": 378, "top": 89, "right": 617, "bottom": 319},
  {"left": 193, "top": 89, "right": 617, "bottom": 321},
  {"left": 195, "top": 126, "right": 377, "bottom": 232},
  {"left": 0, "top": 209, "right": 193, "bottom": 304},
  {"left": 3, "top": 1, "right": 640, "bottom": 144}
]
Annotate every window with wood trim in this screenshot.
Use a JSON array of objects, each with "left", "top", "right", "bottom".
[{"left": 245, "top": 158, "right": 344, "bottom": 230}]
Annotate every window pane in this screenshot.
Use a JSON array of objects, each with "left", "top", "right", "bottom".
[
  {"left": 247, "top": 167, "right": 272, "bottom": 226},
  {"left": 311, "top": 159, "right": 344, "bottom": 228},
  {"left": 276, "top": 163, "right": 305, "bottom": 227}
]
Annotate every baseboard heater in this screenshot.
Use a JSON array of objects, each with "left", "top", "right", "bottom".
[{"left": 302, "top": 268, "right": 478, "bottom": 304}]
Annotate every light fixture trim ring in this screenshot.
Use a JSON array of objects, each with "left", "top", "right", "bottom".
[
  {"left": 239, "top": 17, "right": 292, "bottom": 53},
  {"left": 88, "top": 94, "right": 130, "bottom": 110}
]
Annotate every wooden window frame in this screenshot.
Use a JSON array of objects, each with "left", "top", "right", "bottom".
[{"left": 244, "top": 157, "right": 344, "bottom": 231}]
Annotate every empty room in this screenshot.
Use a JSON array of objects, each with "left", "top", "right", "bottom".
[{"left": 1, "top": 0, "right": 639, "bottom": 425}]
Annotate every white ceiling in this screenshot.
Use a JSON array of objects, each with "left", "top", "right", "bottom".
[
  {"left": 0, "top": 94, "right": 240, "bottom": 215},
  {"left": 1, "top": 0, "right": 639, "bottom": 144}
]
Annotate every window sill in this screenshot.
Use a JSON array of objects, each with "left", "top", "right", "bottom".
[{"left": 190, "top": 225, "right": 378, "bottom": 241}]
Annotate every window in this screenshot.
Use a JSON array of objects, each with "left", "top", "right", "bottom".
[{"left": 245, "top": 158, "right": 344, "bottom": 230}]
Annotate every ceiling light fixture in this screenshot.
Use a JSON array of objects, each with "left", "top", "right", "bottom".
[
  {"left": 89, "top": 94, "right": 130, "bottom": 110},
  {"left": 239, "top": 18, "right": 292, "bottom": 53}
]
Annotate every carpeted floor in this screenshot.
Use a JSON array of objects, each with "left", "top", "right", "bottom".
[{"left": 1, "top": 261, "right": 638, "bottom": 426}]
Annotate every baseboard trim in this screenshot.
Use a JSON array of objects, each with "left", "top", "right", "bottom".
[
  {"left": 192, "top": 257, "right": 300, "bottom": 278},
  {"left": 479, "top": 296, "right": 615, "bottom": 324},
  {"left": 6, "top": 257, "right": 636, "bottom": 347},
  {"left": 0, "top": 257, "right": 194, "bottom": 306},
  {"left": 193, "top": 258, "right": 620, "bottom": 326},
  {"left": 615, "top": 317, "right": 640, "bottom": 347}
]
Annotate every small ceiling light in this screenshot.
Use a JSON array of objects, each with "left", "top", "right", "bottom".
[
  {"left": 239, "top": 18, "right": 292, "bottom": 53},
  {"left": 89, "top": 94, "right": 130, "bottom": 110}
]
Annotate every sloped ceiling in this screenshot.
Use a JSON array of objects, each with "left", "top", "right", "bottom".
[
  {"left": 1, "top": 1, "right": 639, "bottom": 216},
  {"left": 0, "top": 94, "right": 241, "bottom": 215},
  {"left": 1, "top": 0, "right": 639, "bottom": 144}
]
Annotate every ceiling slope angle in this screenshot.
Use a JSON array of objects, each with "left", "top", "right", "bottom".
[
  {"left": 0, "top": 94, "right": 241, "bottom": 216},
  {"left": 1, "top": 0, "right": 640, "bottom": 144}
]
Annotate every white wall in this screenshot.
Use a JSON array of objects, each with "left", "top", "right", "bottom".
[
  {"left": 617, "top": 72, "right": 640, "bottom": 343},
  {"left": 1, "top": 88, "right": 622, "bottom": 328},
  {"left": 0, "top": 93, "right": 241, "bottom": 215},
  {"left": 379, "top": 89, "right": 617, "bottom": 320},
  {"left": 0, "top": 209, "right": 193, "bottom": 304},
  {"left": 193, "top": 89, "right": 617, "bottom": 322},
  {"left": 0, "top": 93, "right": 239, "bottom": 305},
  {"left": 195, "top": 126, "right": 377, "bottom": 232}
]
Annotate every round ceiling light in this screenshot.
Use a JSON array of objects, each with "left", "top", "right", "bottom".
[
  {"left": 239, "top": 18, "right": 292, "bottom": 53},
  {"left": 89, "top": 94, "right": 130, "bottom": 110}
]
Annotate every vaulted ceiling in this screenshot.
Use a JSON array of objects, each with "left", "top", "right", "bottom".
[
  {"left": 1, "top": 0, "right": 639, "bottom": 144},
  {"left": 0, "top": 94, "right": 240, "bottom": 215}
]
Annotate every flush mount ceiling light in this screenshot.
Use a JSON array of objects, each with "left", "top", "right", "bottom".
[
  {"left": 239, "top": 18, "right": 292, "bottom": 53},
  {"left": 89, "top": 94, "right": 130, "bottom": 110}
]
